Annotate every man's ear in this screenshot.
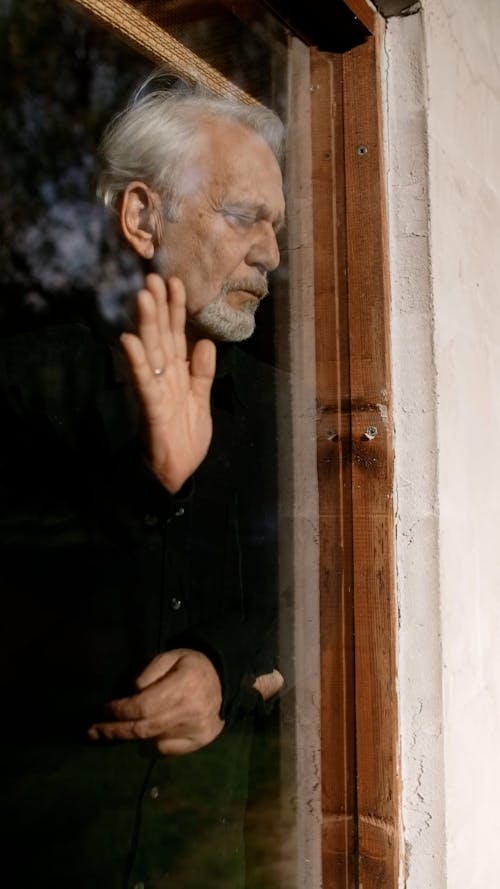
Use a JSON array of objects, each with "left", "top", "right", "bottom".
[{"left": 120, "top": 181, "right": 163, "bottom": 259}]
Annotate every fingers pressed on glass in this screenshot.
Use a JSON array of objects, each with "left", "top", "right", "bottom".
[
  {"left": 191, "top": 339, "right": 216, "bottom": 382},
  {"left": 167, "top": 277, "right": 188, "bottom": 361},
  {"left": 120, "top": 333, "right": 152, "bottom": 393},
  {"left": 155, "top": 287, "right": 173, "bottom": 356},
  {"left": 136, "top": 287, "right": 168, "bottom": 375},
  {"left": 146, "top": 274, "right": 175, "bottom": 360}
]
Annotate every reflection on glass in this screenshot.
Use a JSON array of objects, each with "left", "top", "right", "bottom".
[
  {"left": 0, "top": 1, "right": 297, "bottom": 888},
  {"left": 128, "top": 0, "right": 287, "bottom": 103},
  {"left": 0, "top": 0, "right": 154, "bottom": 330}
]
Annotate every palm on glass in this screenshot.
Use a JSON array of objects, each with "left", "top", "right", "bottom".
[{"left": 121, "top": 274, "right": 216, "bottom": 493}]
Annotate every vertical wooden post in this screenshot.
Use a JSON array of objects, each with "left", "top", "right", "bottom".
[
  {"left": 310, "top": 50, "right": 358, "bottom": 889},
  {"left": 298, "top": 27, "right": 399, "bottom": 889},
  {"left": 343, "top": 28, "right": 399, "bottom": 889}
]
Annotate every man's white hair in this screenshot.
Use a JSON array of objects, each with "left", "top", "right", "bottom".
[{"left": 96, "top": 73, "right": 285, "bottom": 218}]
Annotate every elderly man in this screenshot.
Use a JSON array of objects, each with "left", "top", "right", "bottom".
[{"left": 0, "top": 76, "right": 285, "bottom": 887}]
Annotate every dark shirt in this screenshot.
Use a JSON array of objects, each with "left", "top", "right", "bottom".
[{"left": 0, "top": 319, "right": 279, "bottom": 887}]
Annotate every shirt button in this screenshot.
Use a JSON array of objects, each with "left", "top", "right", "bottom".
[
  {"left": 143, "top": 513, "right": 158, "bottom": 527},
  {"left": 150, "top": 785, "right": 159, "bottom": 800},
  {"left": 174, "top": 506, "right": 185, "bottom": 517},
  {"left": 171, "top": 597, "right": 182, "bottom": 612}
]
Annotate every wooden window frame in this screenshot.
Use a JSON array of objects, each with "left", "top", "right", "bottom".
[
  {"left": 310, "top": 26, "right": 399, "bottom": 889},
  {"left": 68, "top": 3, "right": 399, "bottom": 887},
  {"left": 285, "top": 11, "right": 398, "bottom": 885}
]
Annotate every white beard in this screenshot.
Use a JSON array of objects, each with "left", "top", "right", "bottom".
[
  {"left": 191, "top": 292, "right": 258, "bottom": 342},
  {"left": 152, "top": 246, "right": 267, "bottom": 343}
]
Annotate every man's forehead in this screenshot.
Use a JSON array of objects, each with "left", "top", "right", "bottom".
[
  {"left": 216, "top": 156, "right": 285, "bottom": 209},
  {"left": 198, "top": 116, "right": 281, "bottom": 172},
  {"left": 184, "top": 117, "right": 285, "bottom": 210}
]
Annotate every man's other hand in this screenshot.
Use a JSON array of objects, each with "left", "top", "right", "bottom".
[{"left": 88, "top": 648, "right": 224, "bottom": 755}]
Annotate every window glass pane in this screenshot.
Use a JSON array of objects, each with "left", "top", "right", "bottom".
[
  {"left": 0, "top": 0, "right": 150, "bottom": 329},
  {"left": 0, "top": 2, "right": 321, "bottom": 888},
  {"left": 129, "top": 0, "right": 288, "bottom": 105}
]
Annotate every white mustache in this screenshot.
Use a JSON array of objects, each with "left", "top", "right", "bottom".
[{"left": 220, "top": 277, "right": 269, "bottom": 299}]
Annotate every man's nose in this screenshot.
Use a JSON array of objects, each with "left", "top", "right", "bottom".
[{"left": 246, "top": 222, "right": 281, "bottom": 272}]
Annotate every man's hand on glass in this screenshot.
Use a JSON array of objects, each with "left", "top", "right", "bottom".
[{"left": 120, "top": 273, "right": 216, "bottom": 494}]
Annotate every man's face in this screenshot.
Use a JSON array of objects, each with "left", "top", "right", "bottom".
[{"left": 156, "top": 116, "right": 286, "bottom": 342}]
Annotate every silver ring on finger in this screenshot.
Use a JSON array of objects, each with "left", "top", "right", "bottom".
[{"left": 153, "top": 367, "right": 165, "bottom": 377}]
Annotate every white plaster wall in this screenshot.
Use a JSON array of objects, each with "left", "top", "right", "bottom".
[
  {"left": 384, "top": 1, "right": 500, "bottom": 886},
  {"left": 383, "top": 12, "right": 446, "bottom": 887},
  {"left": 424, "top": 0, "right": 500, "bottom": 884}
]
